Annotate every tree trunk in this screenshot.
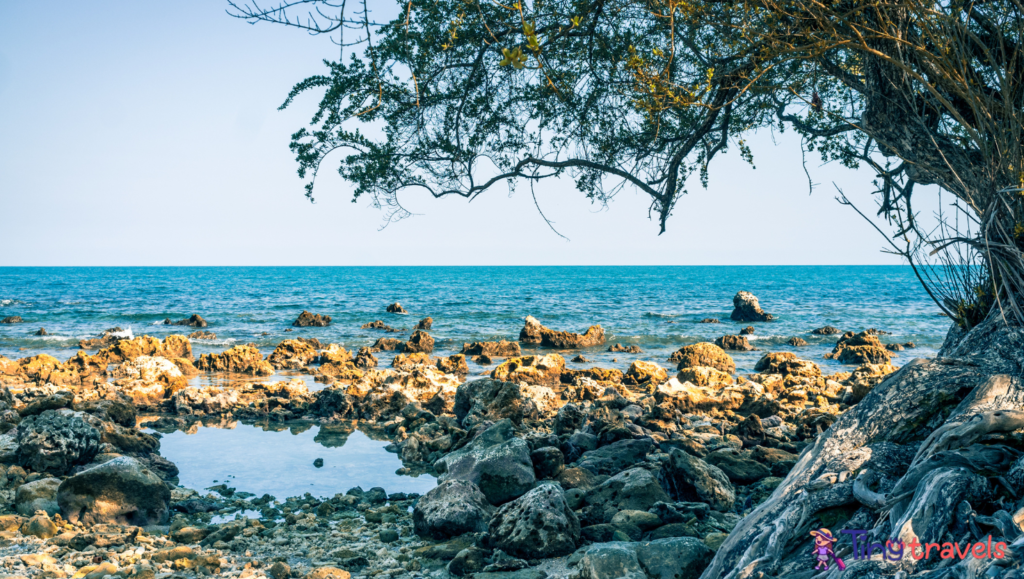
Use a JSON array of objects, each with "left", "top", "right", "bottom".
[{"left": 699, "top": 318, "right": 1024, "bottom": 579}]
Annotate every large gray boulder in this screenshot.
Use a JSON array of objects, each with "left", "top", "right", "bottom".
[
  {"left": 436, "top": 419, "right": 536, "bottom": 504},
  {"left": 17, "top": 410, "right": 101, "bottom": 475},
  {"left": 577, "top": 438, "right": 653, "bottom": 475},
  {"left": 634, "top": 537, "right": 714, "bottom": 579},
  {"left": 576, "top": 538, "right": 713, "bottom": 579},
  {"left": 57, "top": 456, "right": 170, "bottom": 526},
  {"left": 412, "top": 480, "right": 494, "bottom": 539},
  {"left": 15, "top": 477, "right": 61, "bottom": 516},
  {"left": 453, "top": 380, "right": 537, "bottom": 427},
  {"left": 576, "top": 543, "right": 647, "bottom": 579},
  {"left": 659, "top": 449, "right": 735, "bottom": 511},
  {"left": 583, "top": 467, "right": 670, "bottom": 524},
  {"left": 489, "top": 483, "right": 580, "bottom": 559}
]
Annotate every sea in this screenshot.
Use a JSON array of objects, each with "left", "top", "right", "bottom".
[{"left": 0, "top": 265, "right": 951, "bottom": 373}]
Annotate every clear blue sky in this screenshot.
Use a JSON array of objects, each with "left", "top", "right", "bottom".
[{"left": 0, "top": 1, "right": 934, "bottom": 266}]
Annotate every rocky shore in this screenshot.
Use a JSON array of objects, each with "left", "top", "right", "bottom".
[{"left": 0, "top": 292, "right": 1018, "bottom": 579}]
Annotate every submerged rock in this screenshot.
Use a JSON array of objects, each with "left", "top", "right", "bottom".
[
  {"left": 57, "top": 455, "right": 170, "bottom": 526},
  {"left": 386, "top": 302, "right": 408, "bottom": 314},
  {"left": 164, "top": 314, "right": 207, "bottom": 327},
  {"left": 812, "top": 325, "right": 842, "bottom": 335},
  {"left": 489, "top": 483, "right": 580, "bottom": 559},
  {"left": 415, "top": 317, "right": 433, "bottom": 330},
  {"left": 188, "top": 330, "right": 216, "bottom": 340},
  {"left": 413, "top": 479, "right": 494, "bottom": 538},
  {"left": 753, "top": 352, "right": 821, "bottom": 377},
  {"left": 787, "top": 337, "right": 808, "bottom": 346},
  {"left": 714, "top": 335, "right": 755, "bottom": 352},
  {"left": 609, "top": 344, "right": 642, "bottom": 353},
  {"left": 1, "top": 316, "right": 23, "bottom": 324},
  {"left": 730, "top": 291, "right": 773, "bottom": 322},
  {"left": 292, "top": 311, "right": 331, "bottom": 327},
  {"left": 519, "top": 316, "right": 605, "bottom": 349},
  {"left": 35, "top": 328, "right": 48, "bottom": 336},
  {"left": 461, "top": 340, "right": 522, "bottom": 358}
]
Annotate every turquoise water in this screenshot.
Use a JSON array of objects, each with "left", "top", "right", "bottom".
[{"left": 0, "top": 266, "right": 951, "bottom": 374}]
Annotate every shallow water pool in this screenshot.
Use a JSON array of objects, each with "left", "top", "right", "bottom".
[{"left": 154, "top": 423, "right": 436, "bottom": 500}]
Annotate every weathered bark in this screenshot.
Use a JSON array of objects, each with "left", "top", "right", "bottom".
[{"left": 699, "top": 318, "right": 1024, "bottom": 579}]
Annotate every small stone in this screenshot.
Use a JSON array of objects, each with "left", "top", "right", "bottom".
[
  {"left": 379, "top": 529, "right": 399, "bottom": 543},
  {"left": 313, "top": 458, "right": 324, "bottom": 468},
  {"left": 20, "top": 511, "right": 59, "bottom": 539},
  {"left": 612, "top": 530, "right": 633, "bottom": 541},
  {"left": 269, "top": 561, "right": 291, "bottom": 579}
]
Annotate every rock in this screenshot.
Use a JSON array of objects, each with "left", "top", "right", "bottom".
[
  {"left": 18, "top": 390, "right": 75, "bottom": 417},
  {"left": 361, "top": 320, "right": 399, "bottom": 331},
  {"left": 15, "top": 477, "right": 61, "bottom": 516},
  {"left": 353, "top": 347, "right": 378, "bottom": 369},
  {"left": 454, "top": 379, "right": 542, "bottom": 426},
  {"left": 20, "top": 511, "right": 58, "bottom": 539},
  {"left": 622, "top": 361, "right": 668, "bottom": 386},
  {"left": 379, "top": 529, "right": 399, "bottom": 542},
  {"left": 461, "top": 341, "right": 522, "bottom": 358},
  {"left": 1, "top": 316, "right": 24, "bottom": 324},
  {"left": 34, "top": 328, "right": 47, "bottom": 336},
  {"left": 812, "top": 325, "right": 841, "bottom": 335},
  {"left": 714, "top": 335, "right": 755, "bottom": 351},
  {"left": 787, "top": 337, "right": 808, "bottom": 346},
  {"left": 753, "top": 352, "right": 821, "bottom": 377},
  {"left": 611, "top": 509, "right": 662, "bottom": 530},
  {"left": 489, "top": 483, "right": 581, "bottom": 559},
  {"left": 845, "top": 362, "right": 900, "bottom": 402},
  {"left": 634, "top": 537, "right": 714, "bottom": 579},
  {"left": 584, "top": 467, "right": 670, "bottom": 515},
  {"left": 704, "top": 450, "right": 771, "bottom": 484},
  {"left": 437, "top": 354, "right": 469, "bottom": 376},
  {"left": 195, "top": 345, "right": 273, "bottom": 375},
  {"left": 415, "top": 317, "right": 433, "bottom": 330},
  {"left": 403, "top": 330, "right": 435, "bottom": 354},
  {"left": 268, "top": 339, "right": 320, "bottom": 369},
  {"left": 730, "top": 291, "right": 773, "bottom": 322},
  {"left": 17, "top": 410, "right": 101, "bottom": 475},
  {"left": 164, "top": 314, "right": 207, "bottom": 327},
  {"left": 519, "top": 315, "right": 605, "bottom": 348},
  {"left": 675, "top": 366, "right": 734, "bottom": 389},
  {"left": 413, "top": 479, "right": 495, "bottom": 538},
  {"left": 553, "top": 403, "right": 585, "bottom": 435},
  {"left": 659, "top": 449, "right": 735, "bottom": 510},
  {"left": 436, "top": 419, "right": 536, "bottom": 504},
  {"left": 491, "top": 354, "right": 565, "bottom": 386},
  {"left": 699, "top": 318, "right": 720, "bottom": 323},
  {"left": 447, "top": 548, "right": 487, "bottom": 577},
  {"left": 386, "top": 303, "right": 408, "bottom": 314},
  {"left": 825, "top": 331, "right": 893, "bottom": 364},
  {"left": 57, "top": 455, "right": 170, "bottom": 526},
  {"left": 313, "top": 458, "right": 324, "bottom": 468},
  {"left": 371, "top": 337, "right": 401, "bottom": 351},
  {"left": 293, "top": 311, "right": 331, "bottom": 327},
  {"left": 268, "top": 561, "right": 290, "bottom": 579},
  {"left": 577, "top": 438, "right": 654, "bottom": 476},
  {"left": 78, "top": 327, "right": 129, "bottom": 349},
  {"left": 609, "top": 344, "right": 642, "bottom": 353},
  {"left": 572, "top": 355, "right": 590, "bottom": 363},
  {"left": 530, "top": 446, "right": 565, "bottom": 479},
  {"left": 188, "top": 330, "right": 216, "bottom": 340},
  {"left": 306, "top": 568, "right": 351, "bottom": 579},
  {"left": 473, "top": 354, "right": 492, "bottom": 365},
  {"left": 669, "top": 343, "right": 735, "bottom": 373},
  {"left": 739, "top": 326, "right": 755, "bottom": 335},
  {"left": 749, "top": 446, "right": 798, "bottom": 477},
  {"left": 391, "top": 351, "right": 432, "bottom": 370},
  {"left": 556, "top": 467, "right": 602, "bottom": 491},
  {"left": 576, "top": 542, "right": 647, "bottom": 579}
]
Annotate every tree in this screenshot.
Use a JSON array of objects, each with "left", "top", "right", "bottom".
[{"left": 229, "top": 0, "right": 1023, "bottom": 328}]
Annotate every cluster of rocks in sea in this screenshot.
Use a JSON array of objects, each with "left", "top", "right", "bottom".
[{"left": 0, "top": 291, "right": 957, "bottom": 579}]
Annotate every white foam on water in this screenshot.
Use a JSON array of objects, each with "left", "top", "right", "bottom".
[{"left": 108, "top": 327, "right": 134, "bottom": 339}]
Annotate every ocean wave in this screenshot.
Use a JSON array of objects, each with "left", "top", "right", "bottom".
[
  {"left": 109, "top": 327, "right": 134, "bottom": 339},
  {"left": 642, "top": 312, "right": 683, "bottom": 319},
  {"left": 0, "top": 299, "right": 27, "bottom": 307}
]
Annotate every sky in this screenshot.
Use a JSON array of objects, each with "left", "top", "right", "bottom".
[{"left": 0, "top": 1, "right": 937, "bottom": 266}]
